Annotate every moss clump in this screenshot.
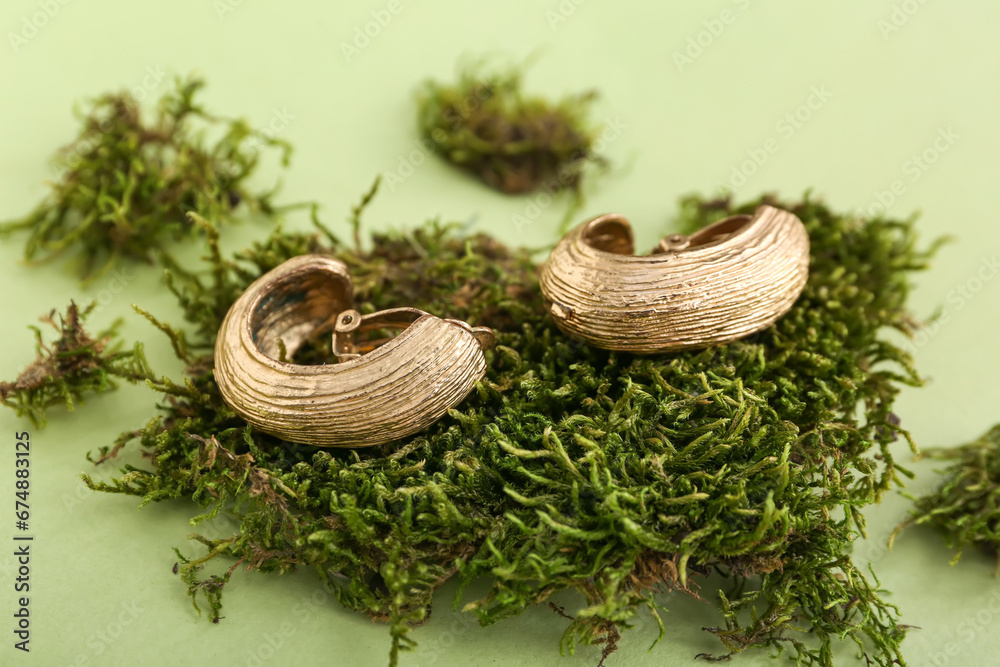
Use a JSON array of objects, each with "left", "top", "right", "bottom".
[
  {"left": 0, "top": 302, "right": 154, "bottom": 428},
  {"left": 417, "top": 62, "right": 602, "bottom": 195},
  {"left": 891, "top": 424, "right": 1000, "bottom": 572},
  {"left": 0, "top": 76, "right": 292, "bottom": 282},
  {"left": 47, "top": 191, "right": 939, "bottom": 666}
]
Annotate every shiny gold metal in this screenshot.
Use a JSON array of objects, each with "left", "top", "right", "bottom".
[
  {"left": 538, "top": 205, "right": 810, "bottom": 353},
  {"left": 214, "top": 255, "right": 495, "bottom": 447}
]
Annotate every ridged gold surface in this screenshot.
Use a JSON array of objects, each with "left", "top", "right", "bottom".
[
  {"left": 538, "top": 205, "right": 810, "bottom": 353},
  {"left": 213, "top": 255, "right": 493, "bottom": 447}
]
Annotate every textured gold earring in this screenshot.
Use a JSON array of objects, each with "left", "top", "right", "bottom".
[
  {"left": 538, "top": 204, "right": 810, "bottom": 353},
  {"left": 214, "top": 255, "right": 495, "bottom": 447}
]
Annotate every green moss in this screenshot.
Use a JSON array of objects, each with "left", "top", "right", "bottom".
[
  {"left": 0, "top": 76, "right": 292, "bottom": 282},
  {"left": 416, "top": 61, "right": 602, "bottom": 196},
  {"left": 892, "top": 424, "right": 1000, "bottom": 572},
  {"left": 43, "top": 189, "right": 938, "bottom": 666},
  {"left": 0, "top": 301, "right": 153, "bottom": 428}
]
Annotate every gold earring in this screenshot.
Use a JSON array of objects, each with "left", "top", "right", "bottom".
[
  {"left": 214, "top": 255, "right": 495, "bottom": 448},
  {"left": 538, "top": 204, "right": 810, "bottom": 353}
]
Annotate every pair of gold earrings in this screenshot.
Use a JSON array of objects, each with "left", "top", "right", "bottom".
[{"left": 215, "top": 205, "right": 809, "bottom": 448}]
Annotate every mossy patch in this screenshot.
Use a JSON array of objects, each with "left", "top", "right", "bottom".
[
  {"left": 0, "top": 302, "right": 153, "bottom": 428},
  {"left": 0, "top": 76, "right": 292, "bottom": 282},
  {"left": 3, "top": 190, "right": 940, "bottom": 666},
  {"left": 416, "top": 61, "right": 603, "bottom": 196},
  {"left": 892, "top": 424, "right": 1000, "bottom": 572}
]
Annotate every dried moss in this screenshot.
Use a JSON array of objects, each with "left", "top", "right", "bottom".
[
  {"left": 6, "top": 189, "right": 941, "bottom": 665},
  {"left": 0, "top": 302, "right": 153, "bottom": 428},
  {"left": 416, "top": 61, "right": 602, "bottom": 195},
  {"left": 0, "top": 76, "right": 292, "bottom": 282},
  {"left": 891, "top": 424, "right": 1000, "bottom": 572}
]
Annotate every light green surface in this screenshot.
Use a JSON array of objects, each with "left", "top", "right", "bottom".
[{"left": 1, "top": 2, "right": 999, "bottom": 666}]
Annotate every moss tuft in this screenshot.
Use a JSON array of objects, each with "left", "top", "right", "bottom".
[
  {"left": 416, "top": 61, "right": 602, "bottom": 196},
  {"left": 892, "top": 424, "right": 1000, "bottom": 572},
  {"left": 0, "top": 301, "right": 154, "bottom": 428},
  {"left": 0, "top": 76, "right": 292, "bottom": 282}
]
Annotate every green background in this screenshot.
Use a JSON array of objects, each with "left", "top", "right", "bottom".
[{"left": 2, "top": 1, "right": 999, "bottom": 665}]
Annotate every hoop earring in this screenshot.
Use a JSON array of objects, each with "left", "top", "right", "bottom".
[
  {"left": 214, "top": 255, "right": 495, "bottom": 447},
  {"left": 538, "top": 205, "right": 810, "bottom": 353}
]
